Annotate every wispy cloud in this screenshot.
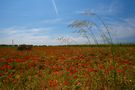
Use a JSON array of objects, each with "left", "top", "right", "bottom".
[
  {"left": 0, "top": 27, "right": 52, "bottom": 36},
  {"left": 75, "top": 0, "right": 123, "bottom": 16},
  {"left": 51, "top": 0, "right": 59, "bottom": 16},
  {"left": 96, "top": 17, "right": 135, "bottom": 43},
  {"left": 0, "top": 26, "right": 99, "bottom": 45},
  {"left": 41, "top": 18, "right": 63, "bottom": 24},
  {"left": 96, "top": 1, "right": 123, "bottom": 16},
  {"left": 0, "top": 26, "right": 55, "bottom": 45},
  {"left": 111, "top": 18, "right": 135, "bottom": 39}
]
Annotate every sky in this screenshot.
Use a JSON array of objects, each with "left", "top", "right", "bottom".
[{"left": 0, "top": 0, "right": 135, "bottom": 45}]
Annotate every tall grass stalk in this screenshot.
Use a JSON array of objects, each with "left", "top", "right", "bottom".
[
  {"left": 85, "top": 10, "right": 118, "bottom": 87},
  {"left": 69, "top": 10, "right": 119, "bottom": 89},
  {"left": 68, "top": 20, "right": 99, "bottom": 45}
]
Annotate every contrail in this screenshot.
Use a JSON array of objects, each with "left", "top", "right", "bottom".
[{"left": 51, "top": 0, "right": 59, "bottom": 16}]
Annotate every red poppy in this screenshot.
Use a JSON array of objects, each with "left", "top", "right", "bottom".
[
  {"left": 0, "top": 64, "right": 12, "bottom": 70},
  {"left": 73, "top": 75, "right": 78, "bottom": 79},
  {"left": 88, "top": 68, "right": 93, "bottom": 71},
  {"left": 48, "top": 80, "right": 58, "bottom": 87},
  {"left": 117, "top": 69, "right": 124, "bottom": 73},
  {"left": 64, "top": 81, "right": 69, "bottom": 85}
]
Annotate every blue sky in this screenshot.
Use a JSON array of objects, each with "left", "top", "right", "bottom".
[{"left": 0, "top": 0, "right": 135, "bottom": 45}]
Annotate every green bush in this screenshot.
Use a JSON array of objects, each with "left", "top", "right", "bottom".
[{"left": 17, "top": 44, "right": 33, "bottom": 51}]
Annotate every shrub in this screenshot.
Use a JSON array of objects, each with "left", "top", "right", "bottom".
[{"left": 17, "top": 44, "right": 33, "bottom": 51}]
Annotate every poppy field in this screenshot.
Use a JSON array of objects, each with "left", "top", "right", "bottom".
[{"left": 0, "top": 46, "right": 135, "bottom": 90}]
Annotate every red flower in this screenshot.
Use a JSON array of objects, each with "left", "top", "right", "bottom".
[
  {"left": 98, "top": 64, "right": 105, "bottom": 69},
  {"left": 15, "top": 58, "right": 25, "bottom": 62},
  {"left": 122, "top": 60, "right": 132, "bottom": 65},
  {"left": 52, "top": 71, "right": 59, "bottom": 75},
  {"left": 7, "top": 58, "right": 14, "bottom": 63},
  {"left": 104, "top": 69, "right": 110, "bottom": 73},
  {"left": 73, "top": 75, "right": 78, "bottom": 79},
  {"left": 24, "top": 56, "right": 30, "bottom": 60},
  {"left": 69, "top": 66, "right": 77, "bottom": 74},
  {"left": 64, "top": 81, "right": 69, "bottom": 85},
  {"left": 87, "top": 68, "right": 97, "bottom": 72},
  {"left": 70, "top": 69, "right": 77, "bottom": 74},
  {"left": 0, "top": 64, "right": 12, "bottom": 70},
  {"left": 83, "top": 63, "right": 89, "bottom": 67},
  {"left": 117, "top": 69, "right": 124, "bottom": 73},
  {"left": 48, "top": 80, "right": 58, "bottom": 87}
]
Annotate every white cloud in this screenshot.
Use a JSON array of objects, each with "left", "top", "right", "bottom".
[
  {"left": 0, "top": 26, "right": 83, "bottom": 45},
  {"left": 110, "top": 18, "right": 135, "bottom": 39},
  {"left": 0, "top": 26, "right": 55, "bottom": 45},
  {"left": 0, "top": 26, "right": 52, "bottom": 36},
  {"left": 98, "top": 1, "right": 123, "bottom": 16},
  {"left": 0, "top": 17, "right": 135, "bottom": 45},
  {"left": 75, "top": 0, "right": 123, "bottom": 16},
  {"left": 97, "top": 18, "right": 135, "bottom": 43},
  {"left": 41, "top": 18, "right": 63, "bottom": 24}
]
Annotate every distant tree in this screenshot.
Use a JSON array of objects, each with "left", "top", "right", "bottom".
[{"left": 17, "top": 44, "right": 33, "bottom": 51}]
